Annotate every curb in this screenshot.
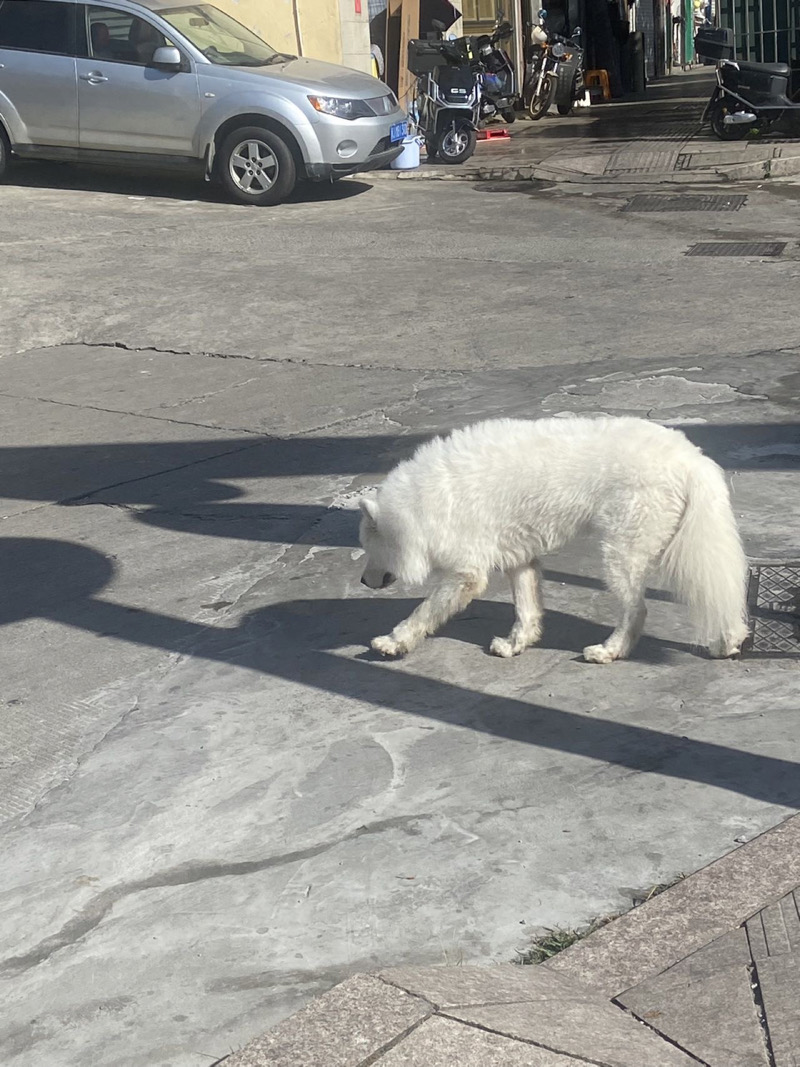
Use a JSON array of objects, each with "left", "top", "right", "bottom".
[{"left": 362, "top": 152, "right": 800, "bottom": 187}]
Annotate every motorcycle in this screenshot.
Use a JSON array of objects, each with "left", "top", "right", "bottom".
[
  {"left": 466, "top": 16, "right": 519, "bottom": 124},
  {"left": 702, "top": 57, "right": 800, "bottom": 141},
  {"left": 525, "top": 10, "right": 583, "bottom": 120},
  {"left": 408, "top": 29, "right": 480, "bottom": 163}
]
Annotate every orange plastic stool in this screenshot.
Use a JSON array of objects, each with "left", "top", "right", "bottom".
[{"left": 584, "top": 69, "right": 611, "bottom": 102}]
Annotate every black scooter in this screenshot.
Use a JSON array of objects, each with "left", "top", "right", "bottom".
[
  {"left": 703, "top": 57, "right": 800, "bottom": 140},
  {"left": 408, "top": 31, "right": 481, "bottom": 163}
]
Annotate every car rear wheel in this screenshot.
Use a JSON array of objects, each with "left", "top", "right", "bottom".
[
  {"left": 218, "top": 125, "right": 297, "bottom": 206},
  {"left": 0, "top": 126, "right": 10, "bottom": 181}
]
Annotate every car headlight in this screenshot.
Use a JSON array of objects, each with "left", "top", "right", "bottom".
[{"left": 308, "top": 95, "right": 373, "bottom": 119}]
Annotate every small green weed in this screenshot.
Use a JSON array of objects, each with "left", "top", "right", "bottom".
[{"left": 515, "top": 876, "right": 684, "bottom": 966}]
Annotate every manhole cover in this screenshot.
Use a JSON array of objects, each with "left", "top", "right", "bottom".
[
  {"left": 622, "top": 194, "right": 747, "bottom": 212},
  {"left": 743, "top": 562, "right": 800, "bottom": 656},
  {"left": 686, "top": 241, "right": 786, "bottom": 257}
]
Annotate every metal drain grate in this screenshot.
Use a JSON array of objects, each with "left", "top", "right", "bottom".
[
  {"left": 623, "top": 194, "right": 747, "bottom": 212},
  {"left": 686, "top": 241, "right": 786, "bottom": 257},
  {"left": 743, "top": 562, "right": 800, "bottom": 656}
]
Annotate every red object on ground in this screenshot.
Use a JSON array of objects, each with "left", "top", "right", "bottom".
[{"left": 477, "top": 128, "right": 510, "bottom": 140}]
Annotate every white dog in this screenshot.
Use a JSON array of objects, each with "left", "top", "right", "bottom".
[{"left": 358, "top": 417, "right": 749, "bottom": 663}]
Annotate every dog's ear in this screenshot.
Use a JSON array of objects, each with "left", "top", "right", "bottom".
[{"left": 359, "top": 497, "right": 379, "bottom": 525}]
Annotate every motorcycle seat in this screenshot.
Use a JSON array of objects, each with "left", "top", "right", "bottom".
[{"left": 733, "top": 59, "right": 790, "bottom": 76}]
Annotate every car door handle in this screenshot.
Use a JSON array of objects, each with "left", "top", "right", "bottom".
[{"left": 80, "top": 72, "right": 108, "bottom": 84}]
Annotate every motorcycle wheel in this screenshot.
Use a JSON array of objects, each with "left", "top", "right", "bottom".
[
  {"left": 709, "top": 99, "right": 754, "bottom": 141},
  {"left": 501, "top": 108, "right": 517, "bottom": 124},
  {"left": 435, "top": 123, "right": 477, "bottom": 164},
  {"left": 529, "top": 73, "right": 555, "bottom": 120}
]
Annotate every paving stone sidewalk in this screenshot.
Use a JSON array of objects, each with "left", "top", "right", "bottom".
[
  {"left": 223, "top": 811, "right": 800, "bottom": 1065},
  {"left": 367, "top": 67, "right": 800, "bottom": 186}
]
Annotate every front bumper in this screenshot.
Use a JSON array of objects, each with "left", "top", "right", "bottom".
[{"left": 305, "top": 142, "right": 403, "bottom": 180}]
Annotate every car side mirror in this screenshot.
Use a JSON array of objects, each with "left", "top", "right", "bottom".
[{"left": 151, "top": 45, "right": 182, "bottom": 69}]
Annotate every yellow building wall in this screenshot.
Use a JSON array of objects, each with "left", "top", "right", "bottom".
[{"left": 214, "top": 0, "right": 348, "bottom": 65}]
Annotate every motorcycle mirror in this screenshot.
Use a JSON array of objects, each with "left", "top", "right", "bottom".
[
  {"left": 448, "top": 32, "right": 457, "bottom": 39},
  {"left": 572, "top": 24, "right": 582, "bottom": 34},
  {"left": 538, "top": 8, "right": 548, "bottom": 18}
]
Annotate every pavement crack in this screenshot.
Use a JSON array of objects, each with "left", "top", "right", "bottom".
[
  {"left": 0, "top": 389, "right": 269, "bottom": 437},
  {"left": 610, "top": 998, "right": 711, "bottom": 1066},
  {"left": 69, "top": 340, "right": 461, "bottom": 374},
  {"left": 744, "top": 920, "right": 778, "bottom": 1067},
  {"left": 0, "top": 815, "right": 434, "bottom": 977}
]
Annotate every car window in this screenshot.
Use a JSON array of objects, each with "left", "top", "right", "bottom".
[
  {"left": 0, "top": 0, "right": 75, "bottom": 55},
  {"left": 84, "top": 5, "right": 173, "bottom": 65}
]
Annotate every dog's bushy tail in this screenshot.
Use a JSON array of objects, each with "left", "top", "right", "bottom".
[{"left": 658, "top": 457, "right": 749, "bottom": 654}]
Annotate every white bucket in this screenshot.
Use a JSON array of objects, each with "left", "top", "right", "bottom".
[{"left": 390, "top": 135, "right": 422, "bottom": 170}]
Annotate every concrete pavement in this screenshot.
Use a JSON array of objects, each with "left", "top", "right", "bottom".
[{"left": 0, "top": 166, "right": 799, "bottom": 1065}]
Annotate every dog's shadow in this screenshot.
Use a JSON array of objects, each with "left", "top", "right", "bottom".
[{"left": 279, "top": 596, "right": 693, "bottom": 663}]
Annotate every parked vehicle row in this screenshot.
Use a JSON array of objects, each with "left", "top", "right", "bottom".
[{"left": 407, "top": 8, "right": 587, "bottom": 166}]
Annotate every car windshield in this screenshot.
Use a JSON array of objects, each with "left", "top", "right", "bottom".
[{"left": 159, "top": 4, "right": 294, "bottom": 66}]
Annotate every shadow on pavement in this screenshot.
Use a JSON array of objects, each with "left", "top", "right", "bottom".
[
  {"left": 0, "top": 422, "right": 796, "bottom": 547},
  {"left": 1, "top": 535, "right": 799, "bottom": 810},
  {"left": 3, "top": 160, "right": 373, "bottom": 205}
]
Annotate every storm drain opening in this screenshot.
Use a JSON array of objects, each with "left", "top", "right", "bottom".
[
  {"left": 686, "top": 241, "right": 786, "bottom": 257},
  {"left": 742, "top": 562, "right": 800, "bottom": 657},
  {"left": 622, "top": 194, "right": 747, "bottom": 212}
]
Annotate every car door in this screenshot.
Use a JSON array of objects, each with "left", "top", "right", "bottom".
[
  {"left": 0, "top": 0, "right": 79, "bottom": 147},
  {"left": 76, "top": 4, "right": 201, "bottom": 156}
]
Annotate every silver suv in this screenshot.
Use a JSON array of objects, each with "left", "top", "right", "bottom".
[{"left": 0, "top": 0, "right": 407, "bottom": 204}]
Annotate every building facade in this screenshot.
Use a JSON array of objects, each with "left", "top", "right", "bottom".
[{"left": 215, "top": 0, "right": 373, "bottom": 72}]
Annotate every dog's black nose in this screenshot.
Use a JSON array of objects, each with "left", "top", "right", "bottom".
[{"left": 381, "top": 572, "right": 395, "bottom": 588}]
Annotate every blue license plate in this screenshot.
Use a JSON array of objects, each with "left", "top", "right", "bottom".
[{"left": 390, "top": 121, "right": 407, "bottom": 143}]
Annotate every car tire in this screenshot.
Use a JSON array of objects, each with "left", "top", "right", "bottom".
[
  {"left": 218, "top": 125, "right": 297, "bottom": 206},
  {"left": 0, "top": 126, "right": 10, "bottom": 181}
]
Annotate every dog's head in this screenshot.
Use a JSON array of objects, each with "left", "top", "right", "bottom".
[{"left": 358, "top": 496, "right": 397, "bottom": 590}]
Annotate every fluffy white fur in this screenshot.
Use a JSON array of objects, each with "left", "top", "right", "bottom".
[{"left": 358, "top": 417, "right": 749, "bottom": 663}]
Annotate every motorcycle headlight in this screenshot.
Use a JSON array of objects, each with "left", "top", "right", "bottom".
[
  {"left": 552, "top": 41, "right": 566, "bottom": 57},
  {"left": 308, "top": 96, "right": 373, "bottom": 119}
]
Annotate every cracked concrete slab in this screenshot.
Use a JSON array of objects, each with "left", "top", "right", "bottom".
[
  {"left": 0, "top": 344, "right": 433, "bottom": 437},
  {"left": 3, "top": 177, "right": 800, "bottom": 368}
]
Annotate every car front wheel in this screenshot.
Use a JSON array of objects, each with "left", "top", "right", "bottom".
[{"left": 218, "top": 125, "right": 297, "bottom": 206}]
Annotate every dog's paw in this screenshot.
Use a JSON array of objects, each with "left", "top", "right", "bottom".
[
  {"left": 708, "top": 640, "right": 743, "bottom": 659},
  {"left": 490, "top": 636, "right": 517, "bottom": 658},
  {"left": 371, "top": 634, "right": 407, "bottom": 657},
  {"left": 582, "top": 643, "right": 616, "bottom": 664}
]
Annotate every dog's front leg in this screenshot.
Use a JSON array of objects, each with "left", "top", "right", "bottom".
[
  {"left": 490, "top": 562, "right": 544, "bottom": 658},
  {"left": 371, "top": 572, "right": 487, "bottom": 657}
]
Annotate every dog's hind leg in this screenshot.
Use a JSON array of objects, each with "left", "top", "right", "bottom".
[
  {"left": 371, "top": 572, "right": 487, "bottom": 658},
  {"left": 583, "top": 542, "right": 652, "bottom": 664},
  {"left": 490, "top": 562, "right": 544, "bottom": 658}
]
